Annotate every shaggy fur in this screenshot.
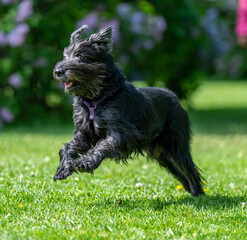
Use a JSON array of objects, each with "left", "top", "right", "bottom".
[{"left": 53, "top": 25, "right": 204, "bottom": 196}]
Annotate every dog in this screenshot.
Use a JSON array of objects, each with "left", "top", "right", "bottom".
[{"left": 53, "top": 25, "right": 204, "bottom": 196}]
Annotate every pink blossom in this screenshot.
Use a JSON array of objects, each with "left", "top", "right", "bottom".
[
  {"left": 236, "top": 0, "right": 247, "bottom": 37},
  {"left": 7, "top": 23, "right": 30, "bottom": 47},
  {"left": 0, "top": 107, "right": 14, "bottom": 123},
  {"left": 143, "top": 39, "right": 154, "bottom": 50},
  {"left": 8, "top": 73, "right": 23, "bottom": 88},
  {"left": 2, "top": 0, "right": 17, "bottom": 5},
  {"left": 16, "top": 0, "right": 33, "bottom": 22},
  {"left": 156, "top": 16, "right": 166, "bottom": 32},
  {"left": 116, "top": 3, "right": 133, "bottom": 17},
  {"left": 131, "top": 12, "right": 146, "bottom": 34},
  {"left": 76, "top": 12, "right": 98, "bottom": 29},
  {"left": 0, "top": 32, "right": 8, "bottom": 46},
  {"left": 147, "top": 15, "right": 166, "bottom": 42}
]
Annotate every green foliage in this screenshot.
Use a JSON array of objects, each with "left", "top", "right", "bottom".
[
  {"left": 0, "top": 0, "right": 244, "bottom": 126},
  {"left": 0, "top": 81, "right": 247, "bottom": 239}
]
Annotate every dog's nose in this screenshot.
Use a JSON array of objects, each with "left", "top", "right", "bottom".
[{"left": 54, "top": 68, "right": 65, "bottom": 77}]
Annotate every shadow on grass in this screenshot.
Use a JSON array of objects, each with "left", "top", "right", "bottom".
[
  {"left": 89, "top": 195, "right": 245, "bottom": 211},
  {"left": 189, "top": 107, "right": 247, "bottom": 135},
  {"left": 169, "top": 195, "right": 246, "bottom": 210}
]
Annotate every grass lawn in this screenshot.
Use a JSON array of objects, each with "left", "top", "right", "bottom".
[{"left": 0, "top": 80, "right": 247, "bottom": 239}]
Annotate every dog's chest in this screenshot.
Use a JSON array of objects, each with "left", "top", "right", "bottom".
[{"left": 73, "top": 103, "right": 107, "bottom": 139}]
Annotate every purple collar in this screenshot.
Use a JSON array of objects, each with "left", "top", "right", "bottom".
[
  {"left": 79, "top": 81, "right": 123, "bottom": 121},
  {"left": 79, "top": 97, "right": 104, "bottom": 121}
]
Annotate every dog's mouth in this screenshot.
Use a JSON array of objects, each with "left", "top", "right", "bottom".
[
  {"left": 64, "top": 81, "right": 80, "bottom": 90},
  {"left": 63, "top": 80, "right": 84, "bottom": 95},
  {"left": 64, "top": 81, "right": 73, "bottom": 89}
]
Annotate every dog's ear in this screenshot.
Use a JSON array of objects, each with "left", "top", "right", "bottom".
[
  {"left": 89, "top": 26, "right": 113, "bottom": 53},
  {"left": 70, "top": 25, "right": 88, "bottom": 43}
]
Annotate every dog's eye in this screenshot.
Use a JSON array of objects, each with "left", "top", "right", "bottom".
[{"left": 77, "top": 54, "right": 89, "bottom": 63}]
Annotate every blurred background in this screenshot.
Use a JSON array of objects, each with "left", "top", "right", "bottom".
[{"left": 0, "top": 0, "right": 246, "bottom": 128}]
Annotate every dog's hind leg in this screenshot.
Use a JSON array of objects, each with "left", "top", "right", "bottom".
[
  {"left": 155, "top": 152, "right": 192, "bottom": 193},
  {"left": 171, "top": 148, "right": 204, "bottom": 196},
  {"left": 155, "top": 147, "right": 204, "bottom": 196},
  {"left": 164, "top": 108, "right": 205, "bottom": 196},
  {"left": 155, "top": 114, "right": 204, "bottom": 196},
  {"left": 162, "top": 127, "right": 204, "bottom": 196}
]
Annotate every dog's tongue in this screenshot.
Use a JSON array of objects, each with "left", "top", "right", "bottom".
[{"left": 65, "top": 81, "right": 72, "bottom": 88}]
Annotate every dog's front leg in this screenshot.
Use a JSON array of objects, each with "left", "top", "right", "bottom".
[
  {"left": 74, "top": 135, "right": 120, "bottom": 173},
  {"left": 54, "top": 130, "right": 91, "bottom": 181}
]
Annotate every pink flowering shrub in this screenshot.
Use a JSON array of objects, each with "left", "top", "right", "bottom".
[{"left": 0, "top": 0, "right": 242, "bottom": 127}]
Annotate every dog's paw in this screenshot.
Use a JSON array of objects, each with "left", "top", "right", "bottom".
[
  {"left": 80, "top": 161, "right": 94, "bottom": 174},
  {"left": 72, "top": 159, "right": 93, "bottom": 174},
  {"left": 53, "top": 163, "right": 75, "bottom": 181}
]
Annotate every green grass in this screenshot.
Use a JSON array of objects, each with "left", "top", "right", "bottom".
[{"left": 1, "top": 80, "right": 247, "bottom": 239}]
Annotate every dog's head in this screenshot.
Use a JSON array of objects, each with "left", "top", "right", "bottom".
[{"left": 53, "top": 25, "right": 115, "bottom": 98}]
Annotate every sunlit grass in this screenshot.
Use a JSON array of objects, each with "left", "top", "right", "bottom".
[{"left": 0, "top": 80, "right": 247, "bottom": 239}]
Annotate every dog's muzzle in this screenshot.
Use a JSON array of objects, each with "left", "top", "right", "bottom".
[{"left": 54, "top": 68, "right": 65, "bottom": 78}]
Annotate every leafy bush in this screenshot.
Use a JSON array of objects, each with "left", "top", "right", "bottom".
[{"left": 0, "top": 0, "right": 244, "bottom": 127}]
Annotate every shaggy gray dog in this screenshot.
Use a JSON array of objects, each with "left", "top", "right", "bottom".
[{"left": 53, "top": 25, "right": 204, "bottom": 196}]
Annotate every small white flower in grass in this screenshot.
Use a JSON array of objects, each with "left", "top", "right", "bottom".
[
  {"left": 74, "top": 177, "right": 79, "bottom": 181},
  {"left": 153, "top": 195, "right": 158, "bottom": 200},
  {"left": 136, "top": 183, "right": 143, "bottom": 188},
  {"left": 167, "top": 228, "right": 174, "bottom": 236},
  {"left": 44, "top": 156, "right": 50, "bottom": 162},
  {"left": 4, "top": 213, "right": 11, "bottom": 220},
  {"left": 41, "top": 181, "right": 46, "bottom": 192},
  {"left": 18, "top": 174, "right": 23, "bottom": 181},
  {"left": 0, "top": 177, "right": 4, "bottom": 181},
  {"left": 237, "top": 151, "right": 243, "bottom": 159},
  {"left": 241, "top": 202, "right": 246, "bottom": 215},
  {"left": 142, "top": 164, "right": 148, "bottom": 169}
]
